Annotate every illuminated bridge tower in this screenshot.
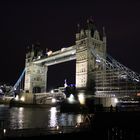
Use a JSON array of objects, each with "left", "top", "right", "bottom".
[
  {"left": 24, "top": 46, "right": 47, "bottom": 93},
  {"left": 75, "top": 19, "right": 107, "bottom": 93}
]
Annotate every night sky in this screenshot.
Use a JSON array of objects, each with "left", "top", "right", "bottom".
[{"left": 0, "top": 1, "right": 140, "bottom": 90}]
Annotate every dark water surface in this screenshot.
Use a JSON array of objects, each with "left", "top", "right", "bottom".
[
  {"left": 0, "top": 105, "right": 84, "bottom": 129},
  {"left": 1, "top": 105, "right": 140, "bottom": 139}
]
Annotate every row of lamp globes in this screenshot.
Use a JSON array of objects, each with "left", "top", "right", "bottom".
[
  {"left": 67, "top": 93, "right": 85, "bottom": 105},
  {"left": 50, "top": 89, "right": 56, "bottom": 103},
  {"left": 15, "top": 95, "right": 25, "bottom": 102},
  {"left": 50, "top": 88, "right": 86, "bottom": 104},
  {"left": 68, "top": 93, "right": 119, "bottom": 105},
  {"left": 50, "top": 79, "right": 85, "bottom": 105}
]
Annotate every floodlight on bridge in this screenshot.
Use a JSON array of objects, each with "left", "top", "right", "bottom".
[
  {"left": 20, "top": 96, "right": 25, "bottom": 102},
  {"left": 96, "top": 59, "right": 101, "bottom": 63}
]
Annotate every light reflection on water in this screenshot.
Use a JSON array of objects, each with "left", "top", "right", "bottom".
[
  {"left": 49, "top": 107, "right": 57, "bottom": 127},
  {"left": 0, "top": 105, "right": 84, "bottom": 129},
  {"left": 10, "top": 107, "right": 24, "bottom": 129}
]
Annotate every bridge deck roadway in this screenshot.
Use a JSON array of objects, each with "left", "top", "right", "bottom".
[{"left": 33, "top": 45, "right": 76, "bottom": 66}]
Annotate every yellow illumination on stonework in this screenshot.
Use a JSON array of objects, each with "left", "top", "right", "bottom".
[
  {"left": 20, "top": 96, "right": 25, "bottom": 102},
  {"left": 78, "top": 93, "right": 85, "bottom": 105}
]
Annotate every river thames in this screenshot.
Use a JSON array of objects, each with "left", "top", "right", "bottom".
[
  {"left": 1, "top": 104, "right": 140, "bottom": 139},
  {"left": 0, "top": 104, "right": 84, "bottom": 130}
]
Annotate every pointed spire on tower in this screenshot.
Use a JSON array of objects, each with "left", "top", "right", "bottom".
[
  {"left": 103, "top": 26, "right": 106, "bottom": 37},
  {"left": 87, "top": 16, "right": 97, "bottom": 37},
  {"left": 102, "top": 26, "right": 107, "bottom": 56},
  {"left": 30, "top": 44, "right": 35, "bottom": 59},
  {"left": 87, "top": 16, "right": 96, "bottom": 32},
  {"left": 64, "top": 79, "right": 68, "bottom": 88},
  {"left": 77, "top": 23, "right": 80, "bottom": 33},
  {"left": 89, "top": 16, "right": 94, "bottom": 23},
  {"left": 26, "top": 45, "right": 30, "bottom": 53},
  {"left": 31, "top": 44, "right": 34, "bottom": 51},
  {"left": 87, "top": 16, "right": 94, "bottom": 27}
]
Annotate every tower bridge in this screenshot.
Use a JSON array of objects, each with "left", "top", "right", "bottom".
[{"left": 12, "top": 19, "right": 140, "bottom": 106}]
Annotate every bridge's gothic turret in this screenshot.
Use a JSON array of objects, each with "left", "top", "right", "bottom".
[
  {"left": 24, "top": 46, "right": 47, "bottom": 93},
  {"left": 75, "top": 18, "right": 107, "bottom": 91}
]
